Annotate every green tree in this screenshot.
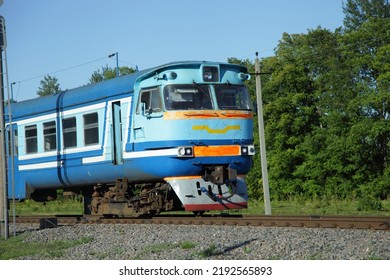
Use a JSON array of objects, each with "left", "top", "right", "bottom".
[
  {"left": 240, "top": 0, "right": 389, "bottom": 202},
  {"left": 342, "top": 0, "right": 389, "bottom": 31},
  {"left": 36, "top": 75, "right": 61, "bottom": 97},
  {"left": 227, "top": 57, "right": 262, "bottom": 198},
  {"left": 262, "top": 30, "right": 337, "bottom": 199},
  {"left": 89, "top": 65, "right": 136, "bottom": 84},
  {"left": 339, "top": 3, "right": 390, "bottom": 200}
]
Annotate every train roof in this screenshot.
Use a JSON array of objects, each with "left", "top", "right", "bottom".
[
  {"left": 6, "top": 68, "right": 147, "bottom": 121},
  {"left": 5, "top": 61, "right": 247, "bottom": 121}
]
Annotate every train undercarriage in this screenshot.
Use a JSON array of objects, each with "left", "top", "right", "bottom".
[
  {"left": 27, "top": 166, "right": 247, "bottom": 217},
  {"left": 86, "top": 179, "right": 183, "bottom": 217}
]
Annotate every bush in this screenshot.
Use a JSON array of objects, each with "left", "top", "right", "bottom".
[{"left": 357, "top": 196, "right": 383, "bottom": 211}]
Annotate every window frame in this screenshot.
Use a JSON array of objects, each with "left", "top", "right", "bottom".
[
  {"left": 214, "top": 84, "right": 253, "bottom": 111},
  {"left": 62, "top": 117, "right": 77, "bottom": 149},
  {"left": 83, "top": 112, "right": 99, "bottom": 146},
  {"left": 137, "top": 87, "right": 163, "bottom": 115},
  {"left": 25, "top": 124, "right": 38, "bottom": 154},
  {"left": 43, "top": 120, "right": 57, "bottom": 151},
  {"left": 163, "top": 84, "right": 214, "bottom": 111}
]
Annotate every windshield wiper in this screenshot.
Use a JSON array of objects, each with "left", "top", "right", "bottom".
[{"left": 192, "top": 80, "right": 211, "bottom": 100}]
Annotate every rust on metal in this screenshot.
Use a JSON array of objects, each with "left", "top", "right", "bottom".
[
  {"left": 12, "top": 215, "right": 390, "bottom": 230},
  {"left": 14, "top": 214, "right": 390, "bottom": 231}
]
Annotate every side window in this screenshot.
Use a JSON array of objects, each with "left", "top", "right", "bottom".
[
  {"left": 62, "top": 117, "right": 77, "bottom": 148},
  {"left": 43, "top": 121, "right": 56, "bottom": 151},
  {"left": 25, "top": 125, "right": 37, "bottom": 154},
  {"left": 137, "top": 88, "right": 162, "bottom": 114},
  {"left": 84, "top": 112, "right": 99, "bottom": 145}
]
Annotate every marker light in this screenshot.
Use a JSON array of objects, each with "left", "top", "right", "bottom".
[
  {"left": 241, "top": 145, "right": 256, "bottom": 155},
  {"left": 177, "top": 146, "right": 194, "bottom": 157},
  {"left": 238, "top": 72, "right": 251, "bottom": 81}
]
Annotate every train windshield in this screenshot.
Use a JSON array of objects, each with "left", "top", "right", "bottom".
[
  {"left": 214, "top": 84, "right": 252, "bottom": 110},
  {"left": 164, "top": 84, "right": 213, "bottom": 110}
]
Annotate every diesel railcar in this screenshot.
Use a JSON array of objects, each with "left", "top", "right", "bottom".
[{"left": 5, "top": 61, "right": 255, "bottom": 216}]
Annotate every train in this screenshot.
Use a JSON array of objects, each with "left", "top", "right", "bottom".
[{"left": 4, "top": 61, "right": 255, "bottom": 216}]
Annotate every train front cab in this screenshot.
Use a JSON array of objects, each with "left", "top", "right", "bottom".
[{"left": 130, "top": 62, "right": 255, "bottom": 212}]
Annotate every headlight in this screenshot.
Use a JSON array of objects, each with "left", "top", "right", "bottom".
[
  {"left": 202, "top": 66, "right": 219, "bottom": 82},
  {"left": 241, "top": 145, "right": 255, "bottom": 155},
  {"left": 177, "top": 146, "right": 194, "bottom": 157}
]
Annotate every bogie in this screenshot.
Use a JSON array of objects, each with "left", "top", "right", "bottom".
[{"left": 88, "top": 179, "right": 181, "bottom": 217}]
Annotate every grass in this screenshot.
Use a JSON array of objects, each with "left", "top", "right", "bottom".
[
  {"left": 180, "top": 241, "right": 196, "bottom": 250},
  {"left": 241, "top": 198, "right": 390, "bottom": 216},
  {"left": 0, "top": 235, "right": 93, "bottom": 260},
  {"left": 199, "top": 244, "right": 220, "bottom": 258},
  {"left": 10, "top": 198, "right": 83, "bottom": 216}
]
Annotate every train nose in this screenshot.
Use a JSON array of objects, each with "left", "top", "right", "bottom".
[{"left": 165, "top": 176, "right": 248, "bottom": 212}]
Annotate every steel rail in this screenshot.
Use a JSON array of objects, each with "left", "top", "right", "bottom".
[{"left": 14, "top": 214, "right": 390, "bottom": 230}]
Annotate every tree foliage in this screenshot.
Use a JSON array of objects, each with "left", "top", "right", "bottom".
[
  {"left": 36, "top": 75, "right": 61, "bottom": 97},
  {"left": 36, "top": 66, "right": 136, "bottom": 98},
  {"left": 89, "top": 65, "right": 136, "bottom": 84},
  {"left": 342, "top": 0, "right": 389, "bottom": 31},
  {"left": 236, "top": 0, "right": 390, "bottom": 203}
]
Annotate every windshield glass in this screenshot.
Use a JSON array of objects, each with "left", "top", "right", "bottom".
[
  {"left": 164, "top": 84, "right": 213, "bottom": 110},
  {"left": 214, "top": 84, "right": 252, "bottom": 110}
]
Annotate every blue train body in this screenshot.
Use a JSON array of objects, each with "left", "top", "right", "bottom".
[{"left": 5, "top": 61, "right": 255, "bottom": 215}]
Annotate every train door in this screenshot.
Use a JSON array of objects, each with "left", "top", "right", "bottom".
[
  {"left": 132, "top": 87, "right": 163, "bottom": 147},
  {"left": 5, "top": 123, "right": 19, "bottom": 197},
  {"left": 111, "top": 101, "right": 123, "bottom": 165}
]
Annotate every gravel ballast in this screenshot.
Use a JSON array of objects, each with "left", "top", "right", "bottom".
[{"left": 13, "top": 223, "right": 390, "bottom": 260}]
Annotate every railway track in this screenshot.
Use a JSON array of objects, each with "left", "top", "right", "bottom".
[{"left": 14, "top": 214, "right": 390, "bottom": 230}]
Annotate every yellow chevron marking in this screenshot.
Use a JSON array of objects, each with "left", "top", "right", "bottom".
[{"left": 192, "top": 125, "right": 240, "bottom": 134}]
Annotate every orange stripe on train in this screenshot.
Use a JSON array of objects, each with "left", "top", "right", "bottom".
[
  {"left": 163, "top": 110, "right": 253, "bottom": 120},
  {"left": 194, "top": 145, "right": 240, "bottom": 157}
]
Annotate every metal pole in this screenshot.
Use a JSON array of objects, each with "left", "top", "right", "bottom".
[
  {"left": 255, "top": 52, "right": 271, "bottom": 215},
  {"left": 10, "top": 82, "right": 14, "bottom": 101},
  {"left": 0, "top": 15, "right": 9, "bottom": 239},
  {"left": 5, "top": 45, "right": 15, "bottom": 237},
  {"left": 115, "top": 52, "right": 119, "bottom": 77},
  {"left": 108, "top": 52, "right": 119, "bottom": 77}
]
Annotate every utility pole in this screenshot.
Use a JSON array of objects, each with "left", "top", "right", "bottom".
[
  {"left": 0, "top": 15, "right": 9, "bottom": 239},
  {"left": 255, "top": 52, "right": 272, "bottom": 215},
  {"left": 109, "top": 52, "right": 119, "bottom": 77}
]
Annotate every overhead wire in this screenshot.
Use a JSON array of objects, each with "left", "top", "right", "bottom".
[{"left": 13, "top": 56, "right": 109, "bottom": 84}]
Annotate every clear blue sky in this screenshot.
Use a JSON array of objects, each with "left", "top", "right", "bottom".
[{"left": 1, "top": 0, "right": 345, "bottom": 101}]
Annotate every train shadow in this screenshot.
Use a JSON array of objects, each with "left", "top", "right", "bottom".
[{"left": 200, "top": 238, "right": 258, "bottom": 258}]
